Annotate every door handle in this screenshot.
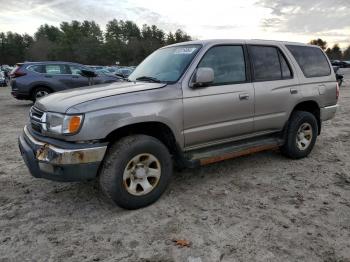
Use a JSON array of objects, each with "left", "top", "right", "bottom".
[
  {"left": 239, "top": 93, "right": 249, "bottom": 100},
  {"left": 290, "top": 88, "right": 298, "bottom": 94}
]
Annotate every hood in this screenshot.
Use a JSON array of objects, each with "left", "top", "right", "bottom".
[{"left": 35, "top": 81, "right": 166, "bottom": 113}]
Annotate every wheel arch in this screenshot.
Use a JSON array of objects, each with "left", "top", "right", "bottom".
[
  {"left": 30, "top": 84, "right": 54, "bottom": 98},
  {"left": 289, "top": 100, "right": 321, "bottom": 135},
  {"left": 104, "top": 121, "right": 181, "bottom": 157}
]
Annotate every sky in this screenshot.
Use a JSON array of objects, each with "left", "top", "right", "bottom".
[{"left": 0, "top": 0, "right": 350, "bottom": 48}]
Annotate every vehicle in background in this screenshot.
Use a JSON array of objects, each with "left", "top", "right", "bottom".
[
  {"left": 19, "top": 40, "right": 338, "bottom": 209},
  {"left": 0, "top": 71, "right": 6, "bottom": 86},
  {"left": 87, "top": 65, "right": 105, "bottom": 71},
  {"left": 94, "top": 68, "right": 119, "bottom": 77},
  {"left": 331, "top": 60, "right": 350, "bottom": 68},
  {"left": 1, "top": 65, "right": 13, "bottom": 83},
  {"left": 10, "top": 61, "right": 121, "bottom": 101},
  {"left": 331, "top": 60, "right": 341, "bottom": 67},
  {"left": 343, "top": 61, "right": 350, "bottom": 68},
  {"left": 333, "top": 66, "right": 344, "bottom": 87},
  {"left": 116, "top": 67, "right": 134, "bottom": 78},
  {"left": 1, "top": 65, "right": 13, "bottom": 72},
  {"left": 103, "top": 67, "right": 117, "bottom": 75}
]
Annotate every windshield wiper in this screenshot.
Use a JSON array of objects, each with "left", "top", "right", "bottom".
[{"left": 135, "top": 76, "right": 161, "bottom": 83}]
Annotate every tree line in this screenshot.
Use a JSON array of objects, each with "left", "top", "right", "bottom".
[
  {"left": 0, "top": 20, "right": 192, "bottom": 66},
  {"left": 310, "top": 38, "right": 350, "bottom": 60}
]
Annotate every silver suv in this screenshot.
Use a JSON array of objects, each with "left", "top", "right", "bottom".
[{"left": 19, "top": 39, "right": 338, "bottom": 209}]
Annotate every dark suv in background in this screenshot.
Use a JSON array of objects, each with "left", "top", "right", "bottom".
[{"left": 10, "top": 61, "right": 121, "bottom": 101}]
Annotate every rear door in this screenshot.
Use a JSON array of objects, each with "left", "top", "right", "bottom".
[
  {"left": 183, "top": 45, "right": 255, "bottom": 148},
  {"left": 44, "top": 64, "right": 74, "bottom": 90},
  {"left": 248, "top": 44, "right": 300, "bottom": 133}
]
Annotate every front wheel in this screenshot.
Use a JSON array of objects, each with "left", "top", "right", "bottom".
[
  {"left": 99, "top": 135, "right": 173, "bottom": 209},
  {"left": 280, "top": 111, "right": 318, "bottom": 159}
]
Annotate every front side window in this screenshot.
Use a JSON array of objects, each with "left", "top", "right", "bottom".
[
  {"left": 197, "top": 45, "right": 246, "bottom": 85},
  {"left": 70, "top": 65, "right": 83, "bottom": 75},
  {"left": 286, "top": 45, "right": 331, "bottom": 78},
  {"left": 129, "top": 44, "right": 201, "bottom": 83}
]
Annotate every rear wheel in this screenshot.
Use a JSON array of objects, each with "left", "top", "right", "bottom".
[
  {"left": 281, "top": 111, "right": 318, "bottom": 159},
  {"left": 99, "top": 135, "right": 173, "bottom": 209},
  {"left": 32, "top": 87, "right": 51, "bottom": 101}
]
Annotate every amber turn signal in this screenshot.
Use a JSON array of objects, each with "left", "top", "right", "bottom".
[{"left": 68, "top": 116, "right": 82, "bottom": 133}]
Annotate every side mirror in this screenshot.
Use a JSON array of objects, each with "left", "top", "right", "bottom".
[
  {"left": 191, "top": 67, "right": 214, "bottom": 88},
  {"left": 80, "top": 69, "right": 97, "bottom": 78}
]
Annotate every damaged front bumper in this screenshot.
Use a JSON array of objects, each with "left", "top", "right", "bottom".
[{"left": 18, "top": 125, "right": 107, "bottom": 182}]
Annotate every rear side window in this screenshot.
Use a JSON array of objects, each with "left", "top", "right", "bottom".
[
  {"left": 286, "top": 45, "right": 331, "bottom": 78},
  {"left": 198, "top": 45, "right": 246, "bottom": 85},
  {"left": 27, "top": 65, "right": 45, "bottom": 73},
  {"left": 45, "top": 64, "right": 71, "bottom": 75},
  {"left": 249, "top": 45, "right": 292, "bottom": 81}
]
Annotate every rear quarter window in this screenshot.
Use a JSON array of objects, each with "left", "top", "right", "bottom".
[{"left": 286, "top": 45, "right": 331, "bottom": 78}]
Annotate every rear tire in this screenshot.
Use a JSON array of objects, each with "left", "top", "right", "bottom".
[
  {"left": 99, "top": 135, "right": 173, "bottom": 209},
  {"left": 280, "top": 111, "right": 318, "bottom": 159},
  {"left": 32, "top": 87, "right": 51, "bottom": 101}
]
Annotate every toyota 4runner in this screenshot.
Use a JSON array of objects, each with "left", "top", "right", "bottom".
[{"left": 19, "top": 39, "right": 338, "bottom": 209}]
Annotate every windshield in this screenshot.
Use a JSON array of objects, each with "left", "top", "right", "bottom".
[{"left": 129, "top": 44, "right": 201, "bottom": 83}]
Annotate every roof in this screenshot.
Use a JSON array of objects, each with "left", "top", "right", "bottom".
[
  {"left": 167, "top": 39, "right": 311, "bottom": 48},
  {"left": 20, "top": 61, "right": 82, "bottom": 65}
]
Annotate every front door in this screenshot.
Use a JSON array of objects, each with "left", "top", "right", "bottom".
[
  {"left": 68, "top": 65, "right": 90, "bottom": 88},
  {"left": 183, "top": 45, "right": 255, "bottom": 148}
]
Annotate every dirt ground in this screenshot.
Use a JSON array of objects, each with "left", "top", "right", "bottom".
[{"left": 0, "top": 72, "right": 349, "bottom": 262}]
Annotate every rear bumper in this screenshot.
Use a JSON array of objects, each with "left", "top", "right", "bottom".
[
  {"left": 10, "top": 81, "right": 30, "bottom": 100},
  {"left": 320, "top": 104, "right": 338, "bottom": 121},
  {"left": 11, "top": 91, "right": 30, "bottom": 100},
  {"left": 11, "top": 85, "right": 30, "bottom": 100},
  {"left": 18, "top": 126, "right": 107, "bottom": 182}
]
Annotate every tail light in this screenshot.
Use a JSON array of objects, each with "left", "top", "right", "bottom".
[
  {"left": 336, "top": 82, "right": 339, "bottom": 101},
  {"left": 10, "top": 65, "right": 26, "bottom": 78}
]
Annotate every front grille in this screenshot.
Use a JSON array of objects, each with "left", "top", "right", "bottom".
[{"left": 30, "top": 106, "right": 45, "bottom": 133}]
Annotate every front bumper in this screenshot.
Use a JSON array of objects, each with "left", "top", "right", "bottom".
[
  {"left": 18, "top": 126, "right": 107, "bottom": 182},
  {"left": 320, "top": 104, "right": 338, "bottom": 121}
]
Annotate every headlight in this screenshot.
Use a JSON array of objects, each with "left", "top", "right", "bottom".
[{"left": 46, "top": 113, "right": 84, "bottom": 135}]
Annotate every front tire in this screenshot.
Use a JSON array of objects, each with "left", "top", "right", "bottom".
[
  {"left": 281, "top": 111, "right": 318, "bottom": 159},
  {"left": 99, "top": 135, "right": 173, "bottom": 209}
]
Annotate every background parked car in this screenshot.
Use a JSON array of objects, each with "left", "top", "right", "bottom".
[
  {"left": 10, "top": 61, "right": 121, "bottom": 101},
  {"left": 87, "top": 65, "right": 105, "bottom": 70},
  {"left": 0, "top": 71, "right": 6, "bottom": 86},
  {"left": 94, "top": 68, "right": 117, "bottom": 77},
  {"left": 1, "top": 65, "right": 13, "bottom": 84},
  {"left": 331, "top": 60, "right": 350, "bottom": 68},
  {"left": 333, "top": 66, "right": 344, "bottom": 87},
  {"left": 116, "top": 67, "right": 134, "bottom": 78}
]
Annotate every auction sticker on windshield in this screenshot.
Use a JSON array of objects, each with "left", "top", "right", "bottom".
[{"left": 174, "top": 47, "right": 197, "bottom": 54}]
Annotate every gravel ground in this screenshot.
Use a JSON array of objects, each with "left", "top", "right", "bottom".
[{"left": 0, "top": 74, "right": 349, "bottom": 262}]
